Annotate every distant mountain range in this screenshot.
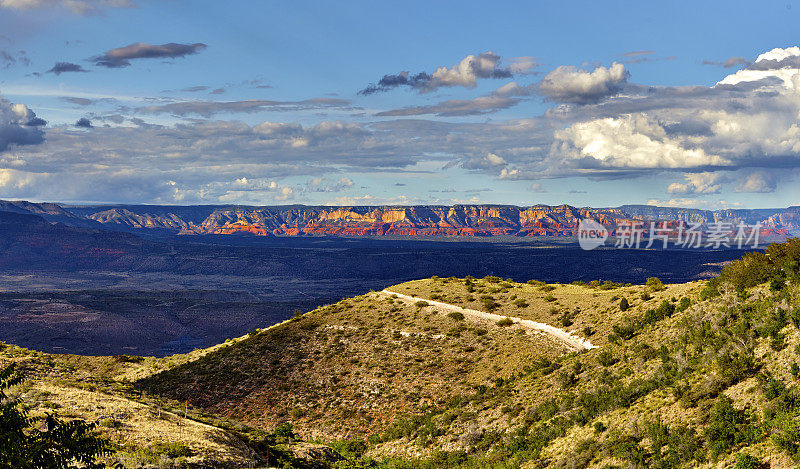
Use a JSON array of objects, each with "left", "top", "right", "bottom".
[{"left": 1, "top": 199, "right": 799, "bottom": 239}]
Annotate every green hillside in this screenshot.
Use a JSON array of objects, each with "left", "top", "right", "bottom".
[{"left": 2, "top": 240, "right": 800, "bottom": 468}]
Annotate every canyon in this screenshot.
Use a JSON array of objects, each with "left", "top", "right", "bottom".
[{"left": 47, "top": 202, "right": 800, "bottom": 239}]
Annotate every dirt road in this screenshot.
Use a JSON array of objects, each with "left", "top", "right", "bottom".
[{"left": 379, "top": 289, "right": 597, "bottom": 352}]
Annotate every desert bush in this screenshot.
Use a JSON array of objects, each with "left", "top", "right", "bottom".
[
  {"left": 496, "top": 318, "right": 513, "bottom": 327},
  {"left": 597, "top": 349, "right": 618, "bottom": 367},
  {"left": 481, "top": 297, "right": 499, "bottom": 311},
  {"left": 619, "top": 297, "right": 630, "bottom": 311},
  {"left": 704, "top": 397, "right": 759, "bottom": 459},
  {"left": 447, "top": 312, "right": 464, "bottom": 321},
  {"left": 734, "top": 454, "right": 762, "bottom": 469},
  {"left": 646, "top": 277, "right": 666, "bottom": 291}
]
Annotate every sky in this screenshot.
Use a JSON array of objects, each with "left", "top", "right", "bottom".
[{"left": 1, "top": 0, "right": 800, "bottom": 209}]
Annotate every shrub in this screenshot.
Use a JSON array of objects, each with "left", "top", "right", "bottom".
[
  {"left": 770, "top": 276, "right": 786, "bottom": 291},
  {"left": 414, "top": 301, "right": 430, "bottom": 308},
  {"left": 447, "top": 312, "right": 464, "bottom": 321},
  {"left": 704, "top": 397, "right": 758, "bottom": 459},
  {"left": 113, "top": 354, "right": 144, "bottom": 363},
  {"left": 496, "top": 317, "right": 513, "bottom": 327},
  {"left": 640, "top": 291, "right": 652, "bottom": 301},
  {"left": 544, "top": 295, "right": 557, "bottom": 302},
  {"left": 734, "top": 454, "right": 762, "bottom": 469},
  {"left": 484, "top": 276, "right": 502, "bottom": 283},
  {"left": 513, "top": 298, "right": 529, "bottom": 308},
  {"left": 619, "top": 297, "right": 630, "bottom": 311},
  {"left": 274, "top": 422, "right": 296, "bottom": 442},
  {"left": 597, "top": 349, "right": 618, "bottom": 367},
  {"left": 150, "top": 442, "right": 193, "bottom": 458},
  {"left": 646, "top": 277, "right": 666, "bottom": 291},
  {"left": 718, "top": 251, "right": 774, "bottom": 291}
]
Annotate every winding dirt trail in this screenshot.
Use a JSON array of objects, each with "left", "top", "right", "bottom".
[{"left": 379, "top": 289, "right": 597, "bottom": 352}]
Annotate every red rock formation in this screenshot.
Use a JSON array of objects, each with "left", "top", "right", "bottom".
[{"left": 70, "top": 204, "right": 800, "bottom": 241}]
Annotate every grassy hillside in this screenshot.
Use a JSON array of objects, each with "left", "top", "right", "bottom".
[{"left": 3, "top": 240, "right": 800, "bottom": 468}]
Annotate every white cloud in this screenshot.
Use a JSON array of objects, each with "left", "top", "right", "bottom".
[
  {"left": 360, "top": 52, "right": 536, "bottom": 94},
  {"left": 666, "top": 172, "right": 727, "bottom": 194},
  {"left": 539, "top": 62, "right": 629, "bottom": 104},
  {"left": 485, "top": 153, "right": 506, "bottom": 166},
  {"left": 0, "top": 96, "right": 45, "bottom": 152},
  {"left": 735, "top": 171, "right": 776, "bottom": 193},
  {"left": 553, "top": 114, "right": 728, "bottom": 169},
  {"left": 717, "top": 46, "right": 800, "bottom": 90}
]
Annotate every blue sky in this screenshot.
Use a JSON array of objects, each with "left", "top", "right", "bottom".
[{"left": 1, "top": 0, "right": 799, "bottom": 208}]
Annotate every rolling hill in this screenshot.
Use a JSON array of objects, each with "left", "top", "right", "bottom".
[{"left": 2, "top": 239, "right": 800, "bottom": 467}]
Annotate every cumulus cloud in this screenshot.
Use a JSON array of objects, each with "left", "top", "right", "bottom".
[
  {"left": 92, "top": 42, "right": 207, "bottom": 68},
  {"left": 460, "top": 153, "right": 507, "bottom": 170},
  {"left": 666, "top": 172, "right": 727, "bottom": 194},
  {"left": 530, "top": 182, "right": 546, "bottom": 192},
  {"left": 0, "top": 0, "right": 134, "bottom": 14},
  {"left": 218, "top": 178, "right": 296, "bottom": 202},
  {"left": 552, "top": 114, "right": 728, "bottom": 169},
  {"left": 735, "top": 171, "right": 776, "bottom": 193},
  {"left": 541, "top": 46, "right": 800, "bottom": 186},
  {"left": 0, "top": 96, "right": 45, "bottom": 151},
  {"left": 647, "top": 198, "right": 706, "bottom": 208},
  {"left": 75, "top": 117, "right": 92, "bottom": 128},
  {"left": 717, "top": 47, "right": 800, "bottom": 89},
  {"left": 539, "top": 62, "right": 629, "bottom": 104},
  {"left": 47, "top": 61, "right": 88, "bottom": 75},
  {"left": 137, "top": 98, "right": 354, "bottom": 117},
  {"left": 360, "top": 52, "right": 537, "bottom": 94},
  {"left": 746, "top": 46, "right": 800, "bottom": 70},
  {"left": 307, "top": 176, "right": 354, "bottom": 193},
  {"left": 7, "top": 46, "right": 800, "bottom": 204}
]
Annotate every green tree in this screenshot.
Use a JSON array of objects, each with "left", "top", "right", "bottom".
[
  {"left": 646, "top": 277, "right": 666, "bottom": 292},
  {"left": 0, "top": 363, "right": 112, "bottom": 468},
  {"left": 619, "top": 297, "right": 630, "bottom": 311}
]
